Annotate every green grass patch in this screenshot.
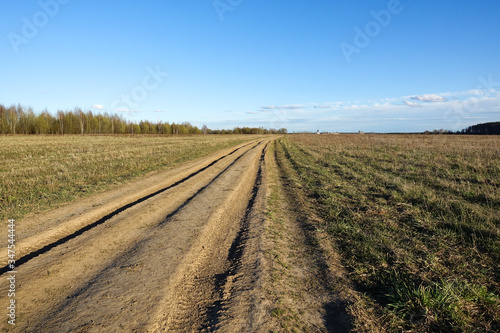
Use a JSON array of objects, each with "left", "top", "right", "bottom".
[{"left": 276, "top": 134, "right": 500, "bottom": 332}]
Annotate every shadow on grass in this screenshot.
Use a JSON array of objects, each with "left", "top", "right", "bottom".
[
  {"left": 275, "top": 143, "right": 354, "bottom": 332},
  {"left": 324, "top": 301, "right": 353, "bottom": 332}
]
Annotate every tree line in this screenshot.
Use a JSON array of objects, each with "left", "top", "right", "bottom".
[
  {"left": 0, "top": 104, "right": 287, "bottom": 135},
  {"left": 460, "top": 122, "right": 500, "bottom": 135},
  {"left": 423, "top": 122, "right": 500, "bottom": 135}
]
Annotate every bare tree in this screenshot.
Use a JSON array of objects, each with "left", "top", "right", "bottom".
[{"left": 58, "top": 111, "right": 64, "bottom": 135}]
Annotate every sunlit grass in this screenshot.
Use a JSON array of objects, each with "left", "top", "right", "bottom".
[
  {"left": 276, "top": 134, "right": 500, "bottom": 332},
  {"left": 0, "top": 135, "right": 259, "bottom": 222}
]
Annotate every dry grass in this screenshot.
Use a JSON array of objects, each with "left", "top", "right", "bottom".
[
  {"left": 276, "top": 134, "right": 500, "bottom": 332},
  {"left": 0, "top": 135, "right": 260, "bottom": 222}
]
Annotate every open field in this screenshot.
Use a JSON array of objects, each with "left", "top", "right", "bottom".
[
  {"left": 1, "top": 134, "right": 499, "bottom": 332},
  {"left": 275, "top": 134, "right": 500, "bottom": 332},
  {"left": 0, "top": 135, "right": 261, "bottom": 222},
  {"left": 1, "top": 135, "right": 355, "bottom": 332}
]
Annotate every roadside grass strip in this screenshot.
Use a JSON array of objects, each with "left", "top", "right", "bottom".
[{"left": 277, "top": 134, "right": 499, "bottom": 332}]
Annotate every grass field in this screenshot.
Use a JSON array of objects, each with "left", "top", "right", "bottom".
[
  {"left": 0, "top": 135, "right": 259, "bottom": 222},
  {"left": 2, "top": 133, "right": 499, "bottom": 331},
  {"left": 275, "top": 134, "right": 500, "bottom": 332}
]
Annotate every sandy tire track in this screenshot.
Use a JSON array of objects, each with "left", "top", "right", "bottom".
[
  {"left": 151, "top": 142, "right": 270, "bottom": 332},
  {"left": 0, "top": 139, "right": 273, "bottom": 332},
  {"left": 0, "top": 140, "right": 256, "bottom": 271}
]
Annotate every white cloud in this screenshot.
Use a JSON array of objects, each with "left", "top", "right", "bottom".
[
  {"left": 411, "top": 94, "right": 447, "bottom": 102},
  {"left": 344, "top": 104, "right": 370, "bottom": 110},
  {"left": 313, "top": 102, "right": 344, "bottom": 109},
  {"left": 260, "top": 104, "right": 306, "bottom": 110},
  {"left": 404, "top": 100, "right": 421, "bottom": 107},
  {"left": 282, "top": 104, "right": 306, "bottom": 109},
  {"left": 437, "top": 89, "right": 488, "bottom": 98},
  {"left": 235, "top": 87, "right": 500, "bottom": 132},
  {"left": 92, "top": 104, "right": 105, "bottom": 110},
  {"left": 466, "top": 89, "right": 487, "bottom": 96},
  {"left": 374, "top": 102, "right": 391, "bottom": 107}
]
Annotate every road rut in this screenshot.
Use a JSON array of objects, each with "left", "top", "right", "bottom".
[{"left": 0, "top": 139, "right": 271, "bottom": 332}]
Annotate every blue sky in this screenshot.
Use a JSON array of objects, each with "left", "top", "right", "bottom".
[{"left": 1, "top": 0, "right": 499, "bottom": 132}]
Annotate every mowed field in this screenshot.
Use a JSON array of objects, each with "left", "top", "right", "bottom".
[
  {"left": 0, "top": 135, "right": 259, "bottom": 222},
  {"left": 274, "top": 134, "right": 500, "bottom": 332},
  {"left": 0, "top": 134, "right": 499, "bottom": 332}
]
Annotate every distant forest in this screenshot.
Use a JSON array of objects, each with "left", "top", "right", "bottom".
[
  {"left": 0, "top": 104, "right": 287, "bottom": 135},
  {"left": 460, "top": 122, "right": 500, "bottom": 135}
]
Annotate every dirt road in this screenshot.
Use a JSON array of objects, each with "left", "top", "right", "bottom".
[
  {"left": 0, "top": 137, "right": 353, "bottom": 332},
  {"left": 0, "top": 138, "right": 274, "bottom": 332}
]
